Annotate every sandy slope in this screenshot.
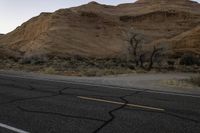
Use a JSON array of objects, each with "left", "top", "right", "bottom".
[{"left": 0, "top": 0, "right": 200, "bottom": 59}]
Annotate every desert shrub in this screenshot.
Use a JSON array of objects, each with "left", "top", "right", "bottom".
[
  {"left": 166, "top": 60, "right": 175, "bottom": 70},
  {"left": 81, "top": 11, "right": 98, "bottom": 18},
  {"left": 167, "top": 60, "right": 175, "bottom": 66},
  {"left": 43, "top": 67, "right": 57, "bottom": 74},
  {"left": 119, "top": 16, "right": 134, "bottom": 22},
  {"left": 190, "top": 75, "right": 200, "bottom": 87},
  {"left": 19, "top": 55, "right": 48, "bottom": 65},
  {"left": 180, "top": 54, "right": 199, "bottom": 66},
  {"left": 59, "top": 57, "right": 131, "bottom": 69},
  {"left": 81, "top": 68, "right": 99, "bottom": 77}
]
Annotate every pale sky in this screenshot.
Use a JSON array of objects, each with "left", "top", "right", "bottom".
[{"left": 0, "top": 0, "right": 199, "bottom": 34}]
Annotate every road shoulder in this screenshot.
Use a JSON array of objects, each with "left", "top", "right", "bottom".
[{"left": 0, "top": 70, "right": 200, "bottom": 96}]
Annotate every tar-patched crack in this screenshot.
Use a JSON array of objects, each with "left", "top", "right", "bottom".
[
  {"left": 0, "top": 80, "right": 147, "bottom": 132},
  {"left": 17, "top": 86, "right": 106, "bottom": 122},
  {"left": 93, "top": 91, "right": 146, "bottom": 133},
  {"left": 0, "top": 84, "right": 107, "bottom": 124},
  {"left": 17, "top": 106, "right": 106, "bottom": 122},
  {"left": 0, "top": 78, "right": 200, "bottom": 133},
  {"left": 0, "top": 94, "right": 59, "bottom": 106},
  {"left": 163, "top": 111, "right": 200, "bottom": 123},
  {"left": 92, "top": 89, "right": 200, "bottom": 133}
]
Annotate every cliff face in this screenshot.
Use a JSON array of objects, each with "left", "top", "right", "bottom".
[
  {"left": 0, "top": 9, "right": 127, "bottom": 59},
  {"left": 0, "top": 0, "right": 200, "bottom": 59},
  {"left": 162, "top": 26, "right": 200, "bottom": 55}
]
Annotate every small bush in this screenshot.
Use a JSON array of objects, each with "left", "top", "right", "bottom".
[
  {"left": 80, "top": 68, "right": 135, "bottom": 77},
  {"left": 43, "top": 67, "right": 57, "bottom": 74},
  {"left": 180, "top": 54, "right": 200, "bottom": 66},
  {"left": 190, "top": 75, "right": 200, "bottom": 87},
  {"left": 81, "top": 68, "right": 99, "bottom": 77},
  {"left": 81, "top": 12, "right": 98, "bottom": 18},
  {"left": 19, "top": 55, "right": 48, "bottom": 65}
]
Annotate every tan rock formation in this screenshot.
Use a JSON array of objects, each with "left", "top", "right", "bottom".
[{"left": 0, "top": 0, "right": 199, "bottom": 59}]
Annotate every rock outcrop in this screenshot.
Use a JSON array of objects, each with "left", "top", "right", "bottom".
[{"left": 0, "top": 0, "right": 199, "bottom": 59}]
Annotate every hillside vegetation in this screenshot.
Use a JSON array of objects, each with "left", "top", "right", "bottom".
[{"left": 0, "top": 0, "right": 200, "bottom": 75}]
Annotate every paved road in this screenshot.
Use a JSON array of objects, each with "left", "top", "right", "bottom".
[{"left": 0, "top": 74, "right": 200, "bottom": 133}]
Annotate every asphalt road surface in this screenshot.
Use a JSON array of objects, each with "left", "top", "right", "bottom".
[{"left": 0, "top": 74, "right": 200, "bottom": 133}]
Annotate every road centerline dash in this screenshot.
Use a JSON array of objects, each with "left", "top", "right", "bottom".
[{"left": 78, "top": 96, "right": 165, "bottom": 111}]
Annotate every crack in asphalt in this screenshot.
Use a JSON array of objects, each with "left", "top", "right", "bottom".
[
  {"left": 163, "top": 111, "right": 200, "bottom": 123},
  {"left": 123, "top": 91, "right": 200, "bottom": 124},
  {"left": 0, "top": 82, "right": 123, "bottom": 116},
  {"left": 0, "top": 81, "right": 146, "bottom": 133},
  {"left": 0, "top": 84, "right": 64, "bottom": 106},
  {"left": 124, "top": 107, "right": 200, "bottom": 124},
  {"left": 92, "top": 91, "right": 146, "bottom": 133},
  {"left": 92, "top": 89, "right": 200, "bottom": 133},
  {"left": 0, "top": 85, "right": 108, "bottom": 127},
  {"left": 0, "top": 85, "right": 71, "bottom": 106},
  {"left": 0, "top": 94, "right": 59, "bottom": 106},
  {"left": 122, "top": 100, "right": 200, "bottom": 130},
  {"left": 93, "top": 96, "right": 128, "bottom": 133},
  {"left": 0, "top": 81, "right": 122, "bottom": 99},
  {"left": 0, "top": 78, "right": 199, "bottom": 132},
  {"left": 17, "top": 106, "right": 106, "bottom": 122}
]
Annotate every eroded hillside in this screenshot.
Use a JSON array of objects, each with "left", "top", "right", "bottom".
[{"left": 0, "top": 0, "right": 200, "bottom": 60}]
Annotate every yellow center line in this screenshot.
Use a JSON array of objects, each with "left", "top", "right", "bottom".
[{"left": 78, "top": 96, "right": 165, "bottom": 112}]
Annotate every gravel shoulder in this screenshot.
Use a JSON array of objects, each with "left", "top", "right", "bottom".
[{"left": 0, "top": 70, "right": 200, "bottom": 95}]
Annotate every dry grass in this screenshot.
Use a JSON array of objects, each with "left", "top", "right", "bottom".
[
  {"left": 0, "top": 58, "right": 138, "bottom": 76},
  {"left": 0, "top": 58, "right": 199, "bottom": 77},
  {"left": 160, "top": 79, "right": 194, "bottom": 88},
  {"left": 43, "top": 67, "right": 58, "bottom": 74},
  {"left": 80, "top": 68, "right": 135, "bottom": 77}
]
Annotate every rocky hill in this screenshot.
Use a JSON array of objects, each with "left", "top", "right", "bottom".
[
  {"left": 0, "top": 0, "right": 200, "bottom": 60},
  {"left": 153, "top": 26, "right": 200, "bottom": 55}
]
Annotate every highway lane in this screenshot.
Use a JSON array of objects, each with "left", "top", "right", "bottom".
[{"left": 0, "top": 75, "right": 200, "bottom": 133}]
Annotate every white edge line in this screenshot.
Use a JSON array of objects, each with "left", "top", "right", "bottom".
[
  {"left": 0, "top": 123, "right": 29, "bottom": 133},
  {"left": 0, "top": 73, "right": 200, "bottom": 98}
]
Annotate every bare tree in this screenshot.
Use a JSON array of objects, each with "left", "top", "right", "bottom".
[
  {"left": 125, "top": 31, "right": 164, "bottom": 71},
  {"left": 148, "top": 46, "right": 163, "bottom": 70},
  {"left": 139, "top": 53, "right": 145, "bottom": 68},
  {"left": 128, "top": 34, "right": 143, "bottom": 67}
]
